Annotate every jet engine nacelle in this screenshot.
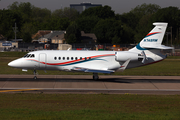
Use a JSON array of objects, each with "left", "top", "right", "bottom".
[{"left": 115, "top": 51, "right": 143, "bottom": 62}]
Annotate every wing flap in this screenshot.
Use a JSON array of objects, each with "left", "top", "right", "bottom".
[{"left": 72, "top": 67, "right": 114, "bottom": 74}]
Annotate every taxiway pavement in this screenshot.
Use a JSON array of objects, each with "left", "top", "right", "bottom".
[{"left": 0, "top": 75, "right": 180, "bottom": 94}]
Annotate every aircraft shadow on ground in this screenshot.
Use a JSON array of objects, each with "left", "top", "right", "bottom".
[{"left": 0, "top": 77, "right": 180, "bottom": 84}]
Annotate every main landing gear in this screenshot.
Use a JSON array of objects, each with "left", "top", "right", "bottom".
[
  {"left": 33, "top": 70, "right": 37, "bottom": 79},
  {"left": 93, "top": 73, "right": 99, "bottom": 80}
]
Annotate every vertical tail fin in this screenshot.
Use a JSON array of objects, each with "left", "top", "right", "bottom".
[{"left": 129, "top": 22, "right": 173, "bottom": 52}]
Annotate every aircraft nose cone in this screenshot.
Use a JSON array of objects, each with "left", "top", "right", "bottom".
[
  {"left": 8, "top": 59, "right": 23, "bottom": 68},
  {"left": 8, "top": 61, "right": 13, "bottom": 67},
  {"left": 8, "top": 60, "right": 17, "bottom": 67}
]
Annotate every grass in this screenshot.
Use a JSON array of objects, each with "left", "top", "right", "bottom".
[
  {"left": 118, "top": 59, "right": 180, "bottom": 76},
  {"left": 0, "top": 93, "right": 180, "bottom": 120},
  {"left": 1, "top": 51, "right": 180, "bottom": 75},
  {"left": 0, "top": 51, "right": 28, "bottom": 57}
]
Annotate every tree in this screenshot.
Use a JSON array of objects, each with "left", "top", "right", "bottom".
[
  {"left": 22, "top": 32, "right": 32, "bottom": 43},
  {"left": 152, "top": 7, "right": 180, "bottom": 44},
  {"left": 130, "top": 3, "right": 161, "bottom": 20},
  {"left": 121, "top": 24, "right": 135, "bottom": 44},
  {"left": 43, "top": 17, "right": 70, "bottom": 30},
  {"left": 134, "top": 14, "right": 154, "bottom": 43},
  {"left": 32, "top": 7, "right": 51, "bottom": 22},
  {"left": 117, "top": 12, "right": 138, "bottom": 29},
  {"left": 66, "top": 34, "right": 77, "bottom": 44},
  {"left": 153, "top": 7, "right": 180, "bottom": 26},
  {"left": 93, "top": 19, "right": 123, "bottom": 44},
  {"left": 76, "top": 16, "right": 100, "bottom": 33},
  {"left": 81, "top": 5, "right": 115, "bottom": 19},
  {"left": 0, "top": 10, "right": 22, "bottom": 40},
  {"left": 120, "top": 3, "right": 161, "bottom": 43},
  {"left": 20, "top": 22, "right": 37, "bottom": 42},
  {"left": 65, "top": 22, "right": 81, "bottom": 44},
  {"left": 7, "top": 1, "right": 19, "bottom": 10},
  {"left": 112, "top": 36, "right": 121, "bottom": 44},
  {"left": 52, "top": 7, "right": 79, "bottom": 21},
  {"left": 8, "top": 2, "right": 34, "bottom": 22}
]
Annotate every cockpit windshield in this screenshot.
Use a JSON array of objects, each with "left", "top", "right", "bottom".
[
  {"left": 23, "top": 54, "right": 28, "bottom": 58},
  {"left": 23, "top": 54, "right": 35, "bottom": 58}
]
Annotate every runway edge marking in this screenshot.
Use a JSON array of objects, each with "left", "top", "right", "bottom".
[{"left": 0, "top": 88, "right": 42, "bottom": 93}]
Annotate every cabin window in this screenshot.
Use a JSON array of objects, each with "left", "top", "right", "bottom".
[
  {"left": 71, "top": 57, "right": 73, "bottom": 60},
  {"left": 80, "top": 57, "right": 82, "bottom": 60},
  {"left": 75, "top": 57, "right": 78, "bottom": 60},
  {"left": 85, "top": 57, "right": 87, "bottom": 60},
  {"left": 59, "top": 57, "right": 61, "bottom": 60},
  {"left": 63, "top": 57, "right": 65, "bottom": 60},
  {"left": 67, "top": 57, "right": 69, "bottom": 60},
  {"left": 54, "top": 57, "right": 57, "bottom": 60}
]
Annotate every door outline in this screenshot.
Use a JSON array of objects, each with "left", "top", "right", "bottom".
[{"left": 39, "top": 53, "right": 46, "bottom": 69}]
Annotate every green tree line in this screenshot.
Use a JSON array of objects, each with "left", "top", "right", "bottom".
[{"left": 0, "top": 2, "right": 180, "bottom": 44}]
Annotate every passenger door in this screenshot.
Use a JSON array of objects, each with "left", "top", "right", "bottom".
[{"left": 39, "top": 53, "right": 46, "bottom": 69}]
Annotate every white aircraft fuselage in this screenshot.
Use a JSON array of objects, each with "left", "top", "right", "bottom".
[{"left": 8, "top": 50, "right": 165, "bottom": 71}]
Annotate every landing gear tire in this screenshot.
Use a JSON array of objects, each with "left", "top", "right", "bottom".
[
  {"left": 34, "top": 76, "right": 37, "bottom": 80},
  {"left": 93, "top": 73, "right": 99, "bottom": 80},
  {"left": 93, "top": 76, "right": 99, "bottom": 80}
]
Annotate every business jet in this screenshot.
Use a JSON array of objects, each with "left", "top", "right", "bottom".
[{"left": 8, "top": 22, "right": 173, "bottom": 79}]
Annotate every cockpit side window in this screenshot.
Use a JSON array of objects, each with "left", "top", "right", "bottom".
[
  {"left": 30, "top": 54, "right": 35, "bottom": 58},
  {"left": 23, "top": 54, "right": 28, "bottom": 58}
]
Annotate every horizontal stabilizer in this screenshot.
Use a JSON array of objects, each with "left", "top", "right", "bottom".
[
  {"left": 117, "top": 58, "right": 131, "bottom": 72},
  {"left": 142, "top": 45, "right": 174, "bottom": 50},
  {"left": 72, "top": 67, "right": 114, "bottom": 74}
]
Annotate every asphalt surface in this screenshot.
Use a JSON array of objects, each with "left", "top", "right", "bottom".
[{"left": 0, "top": 75, "right": 180, "bottom": 94}]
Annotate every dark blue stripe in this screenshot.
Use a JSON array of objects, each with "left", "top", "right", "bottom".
[{"left": 136, "top": 43, "right": 147, "bottom": 50}]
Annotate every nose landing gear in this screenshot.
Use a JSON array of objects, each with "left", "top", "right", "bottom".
[{"left": 33, "top": 70, "right": 37, "bottom": 79}]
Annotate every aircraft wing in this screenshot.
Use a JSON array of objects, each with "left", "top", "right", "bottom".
[
  {"left": 72, "top": 58, "right": 131, "bottom": 73},
  {"left": 71, "top": 67, "right": 115, "bottom": 74}
]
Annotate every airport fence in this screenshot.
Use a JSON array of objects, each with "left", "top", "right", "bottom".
[{"left": 1, "top": 42, "right": 180, "bottom": 56}]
